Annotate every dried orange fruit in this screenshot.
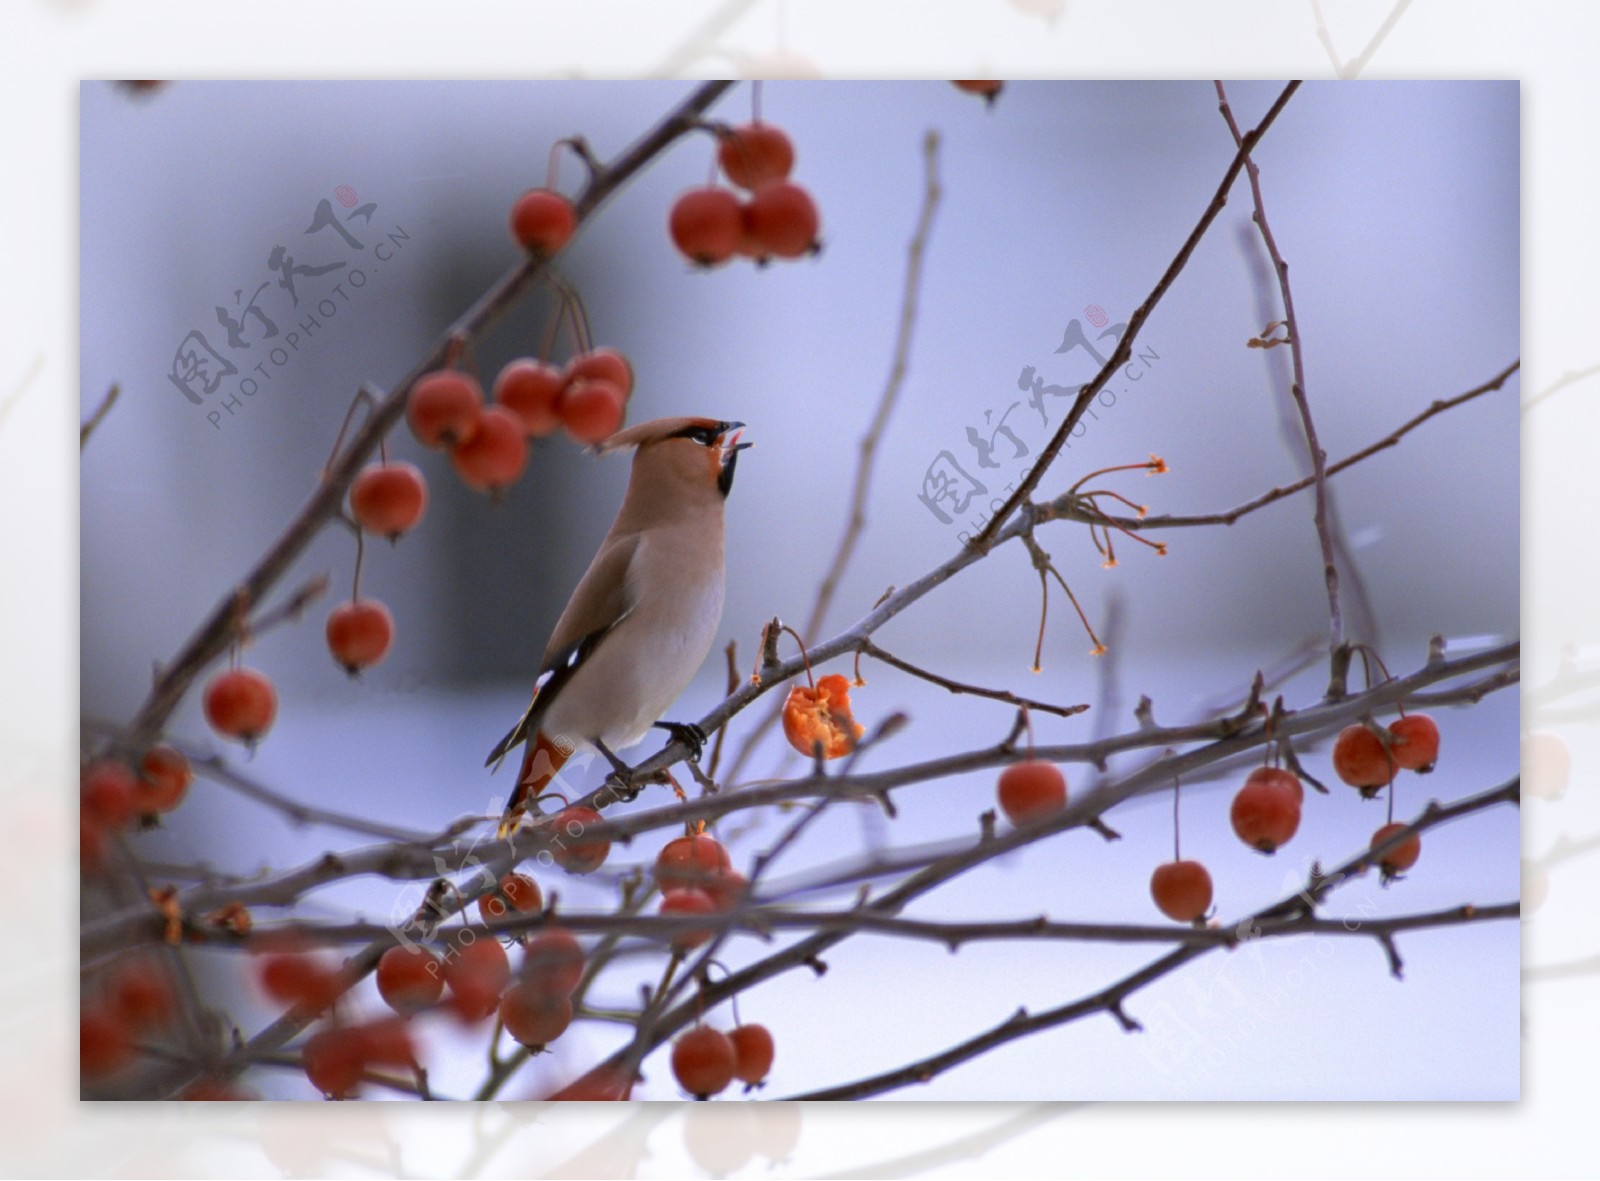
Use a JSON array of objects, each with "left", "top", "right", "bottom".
[{"left": 781, "top": 673, "right": 864, "bottom": 759}]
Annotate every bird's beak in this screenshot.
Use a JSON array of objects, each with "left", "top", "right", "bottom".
[{"left": 716, "top": 425, "right": 753, "bottom": 498}]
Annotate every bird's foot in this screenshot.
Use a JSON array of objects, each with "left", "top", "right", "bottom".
[
  {"left": 593, "top": 737, "right": 643, "bottom": 802},
  {"left": 653, "top": 720, "right": 707, "bottom": 761}
]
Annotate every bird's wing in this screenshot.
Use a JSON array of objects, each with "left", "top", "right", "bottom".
[{"left": 484, "top": 532, "right": 640, "bottom": 769}]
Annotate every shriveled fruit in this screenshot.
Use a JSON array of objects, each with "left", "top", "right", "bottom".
[
  {"left": 718, "top": 122, "right": 796, "bottom": 190},
  {"left": 350, "top": 462, "right": 427, "bottom": 538},
  {"left": 407, "top": 370, "right": 482, "bottom": 449},
  {"left": 654, "top": 832, "right": 731, "bottom": 893},
  {"left": 1371, "top": 822, "right": 1421, "bottom": 878},
  {"left": 511, "top": 188, "right": 577, "bottom": 254},
  {"left": 376, "top": 944, "right": 444, "bottom": 1014},
  {"left": 203, "top": 667, "right": 278, "bottom": 744},
  {"left": 671, "top": 1025, "right": 737, "bottom": 1099},
  {"left": 1150, "top": 860, "right": 1214, "bottom": 922},
  {"left": 1230, "top": 776, "right": 1300, "bottom": 854},
  {"left": 997, "top": 760, "right": 1068, "bottom": 825},
  {"left": 782, "top": 674, "right": 864, "bottom": 759},
  {"left": 660, "top": 887, "right": 718, "bottom": 953},
  {"left": 744, "top": 182, "right": 820, "bottom": 259},
  {"left": 450, "top": 405, "right": 528, "bottom": 494},
  {"left": 1332, "top": 723, "right": 1394, "bottom": 794},
  {"left": 730, "top": 1022, "right": 775, "bottom": 1086},
  {"left": 325, "top": 599, "right": 395, "bottom": 675},
  {"left": 1389, "top": 713, "right": 1440, "bottom": 772},
  {"left": 494, "top": 359, "right": 566, "bottom": 436},
  {"left": 670, "top": 186, "right": 743, "bottom": 267},
  {"left": 500, "top": 985, "right": 573, "bottom": 1048}
]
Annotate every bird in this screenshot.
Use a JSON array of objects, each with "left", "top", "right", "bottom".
[{"left": 486, "top": 416, "right": 751, "bottom": 835}]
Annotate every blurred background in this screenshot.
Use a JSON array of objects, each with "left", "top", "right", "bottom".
[{"left": 79, "top": 79, "right": 1520, "bottom": 1103}]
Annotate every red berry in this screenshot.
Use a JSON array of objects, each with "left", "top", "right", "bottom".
[
  {"left": 494, "top": 359, "right": 566, "bottom": 437},
  {"left": 671, "top": 1025, "right": 737, "bottom": 1099},
  {"left": 203, "top": 667, "right": 278, "bottom": 744},
  {"left": 952, "top": 79, "right": 1004, "bottom": 101},
  {"left": 1230, "top": 776, "right": 1301, "bottom": 854},
  {"left": 81, "top": 761, "right": 138, "bottom": 832},
  {"left": 564, "top": 348, "right": 635, "bottom": 400},
  {"left": 81, "top": 816, "right": 108, "bottom": 876},
  {"left": 718, "top": 123, "right": 796, "bottom": 190},
  {"left": 654, "top": 833, "right": 731, "bottom": 892},
  {"left": 477, "top": 871, "right": 543, "bottom": 925},
  {"left": 1371, "top": 822, "right": 1421, "bottom": 877},
  {"left": 547, "top": 805, "right": 610, "bottom": 874},
  {"left": 1523, "top": 732, "right": 1570, "bottom": 800},
  {"left": 350, "top": 462, "right": 428, "bottom": 538},
  {"left": 443, "top": 937, "right": 511, "bottom": 1021},
  {"left": 703, "top": 868, "right": 748, "bottom": 912},
  {"left": 407, "top": 370, "right": 483, "bottom": 449},
  {"left": 1150, "top": 860, "right": 1214, "bottom": 922},
  {"left": 1243, "top": 765, "right": 1304, "bottom": 806},
  {"left": 349, "top": 1016, "right": 416, "bottom": 1070},
  {"left": 729, "top": 1023, "right": 775, "bottom": 1086},
  {"left": 521, "top": 928, "right": 586, "bottom": 998},
  {"left": 660, "top": 887, "right": 718, "bottom": 953},
  {"left": 744, "top": 182, "right": 821, "bottom": 259},
  {"left": 302, "top": 1027, "right": 365, "bottom": 1099},
  {"left": 670, "top": 186, "right": 743, "bottom": 267},
  {"left": 500, "top": 984, "right": 573, "bottom": 1048},
  {"left": 325, "top": 599, "right": 395, "bottom": 675},
  {"left": 256, "top": 952, "right": 344, "bottom": 1013},
  {"left": 1332, "top": 723, "right": 1395, "bottom": 794},
  {"left": 137, "top": 745, "right": 192, "bottom": 813},
  {"left": 110, "top": 956, "right": 177, "bottom": 1032},
  {"left": 511, "top": 188, "right": 577, "bottom": 255},
  {"left": 450, "top": 405, "right": 527, "bottom": 494},
  {"left": 80, "top": 1005, "right": 134, "bottom": 1080},
  {"left": 376, "top": 944, "right": 444, "bottom": 1014},
  {"left": 1389, "top": 713, "right": 1440, "bottom": 772},
  {"left": 560, "top": 379, "right": 626, "bottom": 445},
  {"left": 996, "top": 760, "right": 1067, "bottom": 825}
]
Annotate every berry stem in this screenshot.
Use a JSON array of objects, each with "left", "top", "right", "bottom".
[
  {"left": 1172, "top": 776, "right": 1182, "bottom": 862},
  {"left": 322, "top": 386, "right": 379, "bottom": 482}
]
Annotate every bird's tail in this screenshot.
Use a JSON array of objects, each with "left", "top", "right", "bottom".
[{"left": 497, "top": 733, "right": 572, "bottom": 839}]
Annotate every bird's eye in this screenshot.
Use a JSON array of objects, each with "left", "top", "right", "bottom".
[{"left": 688, "top": 427, "right": 718, "bottom": 446}]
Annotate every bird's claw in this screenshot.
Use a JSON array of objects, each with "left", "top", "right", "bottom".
[{"left": 654, "top": 720, "right": 707, "bottom": 761}]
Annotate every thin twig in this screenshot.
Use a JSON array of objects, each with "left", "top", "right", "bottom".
[
  {"left": 857, "top": 638, "right": 1088, "bottom": 719},
  {"left": 973, "top": 81, "right": 1301, "bottom": 548},
  {"left": 723, "top": 128, "right": 943, "bottom": 784},
  {"left": 80, "top": 382, "right": 122, "bottom": 448},
  {"left": 1216, "top": 80, "right": 1340, "bottom": 647}
]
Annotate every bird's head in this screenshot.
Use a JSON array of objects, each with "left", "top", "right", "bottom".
[{"left": 600, "top": 416, "right": 752, "bottom": 503}]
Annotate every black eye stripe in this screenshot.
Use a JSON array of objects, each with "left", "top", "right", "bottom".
[{"left": 669, "top": 425, "right": 719, "bottom": 445}]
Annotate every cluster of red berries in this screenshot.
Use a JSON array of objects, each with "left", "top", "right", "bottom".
[
  {"left": 1332, "top": 713, "right": 1440, "bottom": 796},
  {"left": 653, "top": 829, "right": 748, "bottom": 952},
  {"left": 672, "top": 1022, "right": 775, "bottom": 1099},
  {"left": 670, "top": 122, "right": 820, "bottom": 268},
  {"left": 80, "top": 955, "right": 179, "bottom": 1081},
  {"left": 81, "top": 747, "right": 194, "bottom": 873}
]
